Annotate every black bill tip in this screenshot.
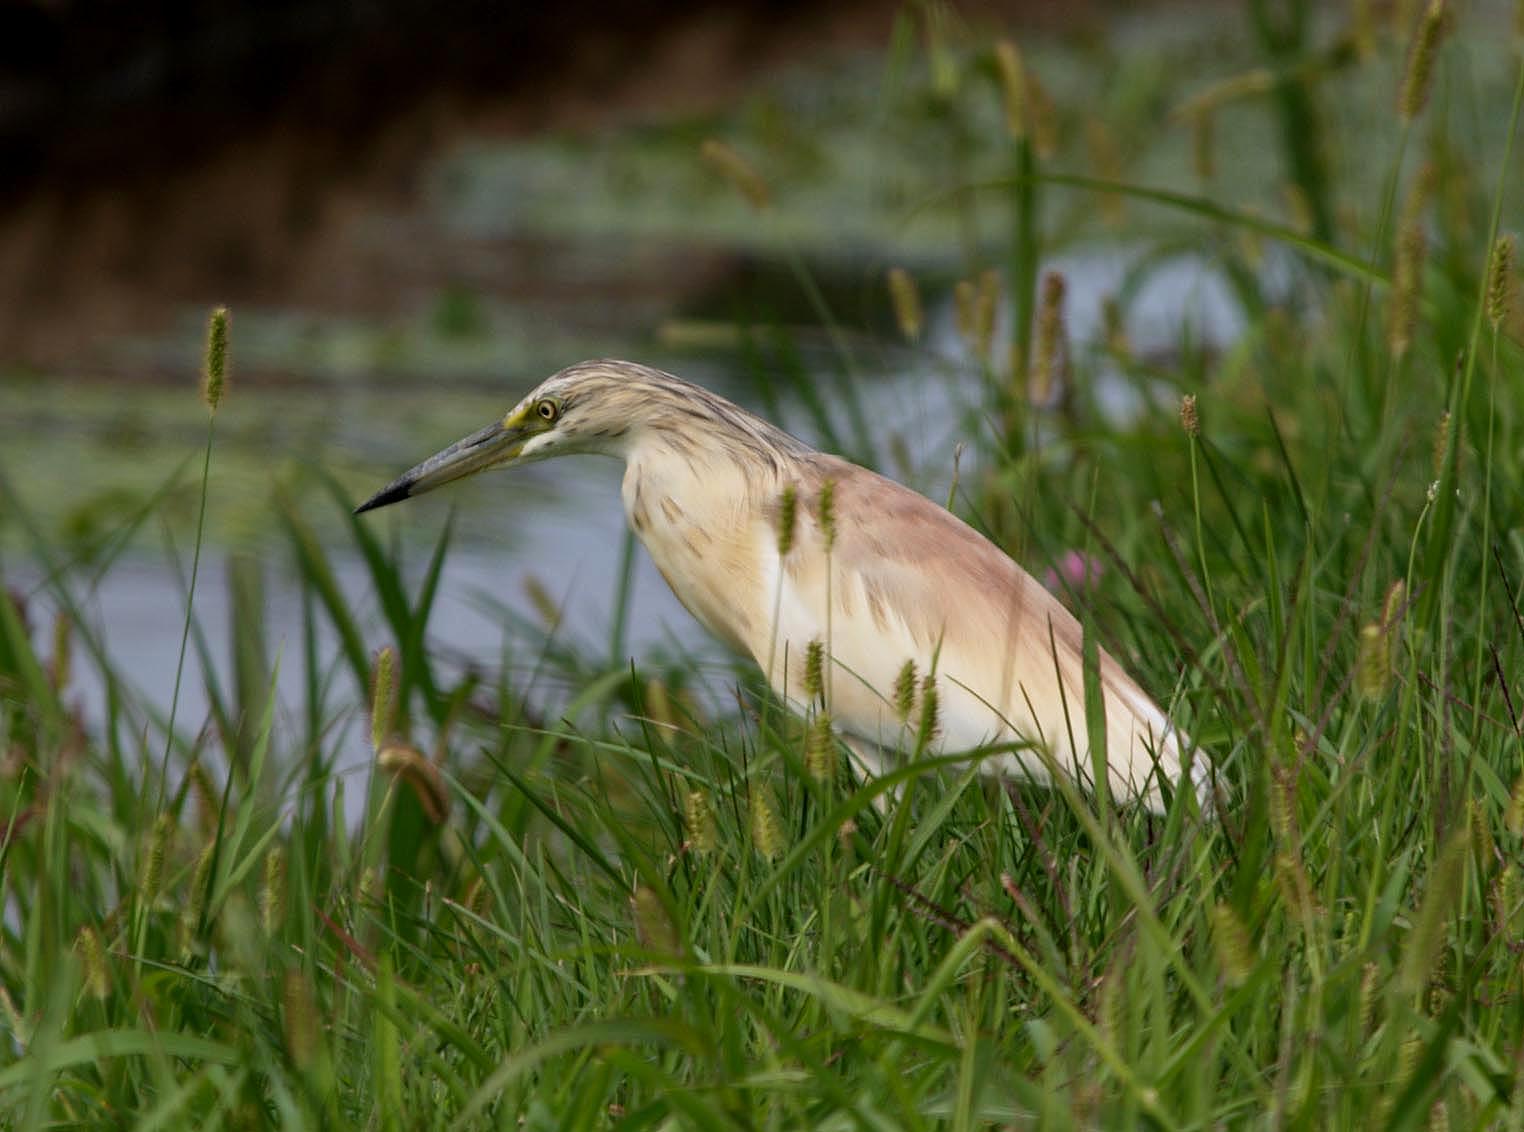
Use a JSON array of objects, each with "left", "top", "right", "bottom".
[{"left": 354, "top": 477, "right": 414, "bottom": 515}]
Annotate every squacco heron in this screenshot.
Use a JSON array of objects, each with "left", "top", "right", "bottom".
[{"left": 357, "top": 359, "right": 1195, "bottom": 811}]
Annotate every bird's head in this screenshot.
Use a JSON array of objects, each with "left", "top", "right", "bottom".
[{"left": 354, "top": 360, "right": 660, "bottom": 514}]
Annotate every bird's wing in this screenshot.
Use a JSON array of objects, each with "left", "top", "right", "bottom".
[{"left": 756, "top": 456, "right": 1187, "bottom": 808}]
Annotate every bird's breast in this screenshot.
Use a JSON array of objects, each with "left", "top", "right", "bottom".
[{"left": 620, "top": 455, "right": 766, "bottom": 655}]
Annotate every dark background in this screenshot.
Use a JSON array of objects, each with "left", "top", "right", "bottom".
[{"left": 0, "top": 0, "right": 1144, "bottom": 374}]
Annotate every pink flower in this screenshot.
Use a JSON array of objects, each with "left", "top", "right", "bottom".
[{"left": 1044, "top": 550, "right": 1103, "bottom": 593}]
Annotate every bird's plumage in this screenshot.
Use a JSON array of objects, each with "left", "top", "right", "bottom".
[{"left": 358, "top": 359, "right": 1195, "bottom": 812}]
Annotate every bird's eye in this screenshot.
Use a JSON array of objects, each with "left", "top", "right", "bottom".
[{"left": 536, "top": 399, "right": 559, "bottom": 423}]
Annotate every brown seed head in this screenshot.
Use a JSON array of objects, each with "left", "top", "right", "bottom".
[
  {"left": 1031, "top": 272, "right": 1068, "bottom": 406},
  {"left": 1388, "top": 167, "right": 1431, "bottom": 359},
  {"left": 1180, "top": 393, "right": 1201, "bottom": 438},
  {"left": 1432, "top": 411, "right": 1450, "bottom": 477},
  {"left": 701, "top": 139, "right": 771, "bottom": 211},
  {"left": 993, "top": 41, "right": 1026, "bottom": 140},
  {"left": 973, "top": 270, "right": 999, "bottom": 362},
  {"left": 378, "top": 744, "right": 450, "bottom": 824},
  {"left": 887, "top": 267, "right": 923, "bottom": 342},
  {"left": 1382, "top": 579, "right": 1408, "bottom": 630}
]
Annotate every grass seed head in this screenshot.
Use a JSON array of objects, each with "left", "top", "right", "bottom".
[
  {"left": 522, "top": 574, "right": 562, "bottom": 630},
  {"left": 1085, "top": 117, "right": 1124, "bottom": 223},
  {"left": 1398, "top": 0, "right": 1449, "bottom": 123},
  {"left": 378, "top": 744, "right": 450, "bottom": 824},
  {"left": 1397, "top": 1033, "right": 1424, "bottom": 1088},
  {"left": 700, "top": 139, "right": 771, "bottom": 211},
  {"left": 1507, "top": 774, "right": 1524, "bottom": 834},
  {"left": 1268, "top": 764, "right": 1299, "bottom": 843},
  {"left": 1382, "top": 579, "right": 1408, "bottom": 630},
  {"left": 806, "top": 713, "right": 836, "bottom": 783},
  {"left": 186, "top": 760, "right": 219, "bottom": 834},
  {"left": 776, "top": 485, "right": 798, "bottom": 556},
  {"left": 1487, "top": 233, "right": 1515, "bottom": 328},
  {"left": 370, "top": 646, "right": 396, "bottom": 753},
  {"left": 1283, "top": 183, "right": 1314, "bottom": 237},
  {"left": 1024, "top": 66, "right": 1058, "bottom": 159},
  {"left": 282, "top": 970, "right": 321, "bottom": 1069},
  {"left": 750, "top": 787, "right": 784, "bottom": 860},
  {"left": 262, "top": 846, "right": 287, "bottom": 936},
  {"left": 1096, "top": 951, "right": 1127, "bottom": 1046},
  {"left": 1275, "top": 850, "right": 1317, "bottom": 931},
  {"left": 1358, "top": 962, "right": 1380, "bottom": 1037},
  {"left": 1356, "top": 621, "right": 1394, "bottom": 700},
  {"left": 993, "top": 40, "right": 1027, "bottom": 140},
  {"left": 1470, "top": 798, "right": 1495, "bottom": 872},
  {"left": 1180, "top": 393, "right": 1201, "bottom": 438},
  {"left": 1031, "top": 271, "right": 1068, "bottom": 406},
  {"left": 181, "top": 843, "right": 215, "bottom": 956},
  {"left": 75, "top": 925, "right": 110, "bottom": 999},
  {"left": 804, "top": 638, "right": 825, "bottom": 704},
  {"left": 200, "top": 306, "right": 230, "bottom": 412},
  {"left": 643, "top": 676, "right": 675, "bottom": 730},
  {"left": 0, "top": 985, "right": 26, "bottom": 1047},
  {"left": 1496, "top": 865, "right": 1518, "bottom": 939},
  {"left": 683, "top": 790, "right": 718, "bottom": 854},
  {"left": 140, "top": 813, "right": 172, "bottom": 911},
  {"left": 954, "top": 278, "right": 978, "bottom": 347},
  {"left": 358, "top": 866, "right": 382, "bottom": 908},
  {"left": 916, "top": 673, "right": 941, "bottom": 751},
  {"left": 631, "top": 885, "right": 681, "bottom": 957},
  {"left": 887, "top": 267, "right": 923, "bottom": 341},
  {"left": 836, "top": 817, "right": 858, "bottom": 848},
  {"left": 1432, "top": 410, "right": 1450, "bottom": 477},
  {"left": 1399, "top": 823, "right": 1468, "bottom": 996},
  {"left": 974, "top": 269, "right": 999, "bottom": 363},
  {"left": 894, "top": 659, "right": 918, "bottom": 724},
  {"left": 1209, "top": 903, "right": 1254, "bottom": 986},
  {"left": 818, "top": 479, "right": 837, "bottom": 553},
  {"left": 1388, "top": 167, "right": 1431, "bottom": 360}
]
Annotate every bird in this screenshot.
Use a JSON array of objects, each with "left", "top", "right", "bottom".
[{"left": 356, "top": 359, "right": 1197, "bottom": 812}]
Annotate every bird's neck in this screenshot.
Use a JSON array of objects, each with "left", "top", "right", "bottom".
[{"left": 621, "top": 427, "right": 783, "bottom": 502}]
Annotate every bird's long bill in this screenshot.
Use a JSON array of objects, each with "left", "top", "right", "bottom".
[{"left": 354, "top": 418, "right": 527, "bottom": 514}]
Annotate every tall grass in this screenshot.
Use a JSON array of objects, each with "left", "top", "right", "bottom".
[{"left": 3, "top": 3, "right": 1524, "bottom": 1128}]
